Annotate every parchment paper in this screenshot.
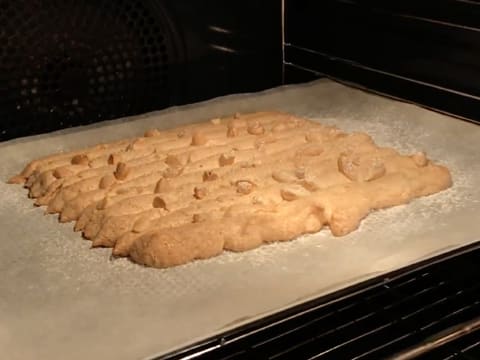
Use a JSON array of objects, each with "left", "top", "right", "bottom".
[{"left": 1, "top": 79, "right": 479, "bottom": 360}]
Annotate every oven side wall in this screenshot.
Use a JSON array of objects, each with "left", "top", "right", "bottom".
[{"left": 284, "top": 0, "right": 480, "bottom": 123}]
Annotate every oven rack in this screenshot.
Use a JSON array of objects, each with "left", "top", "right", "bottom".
[{"left": 160, "top": 242, "right": 480, "bottom": 360}]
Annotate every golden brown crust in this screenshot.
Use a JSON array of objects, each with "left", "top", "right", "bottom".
[{"left": 8, "top": 111, "right": 452, "bottom": 268}]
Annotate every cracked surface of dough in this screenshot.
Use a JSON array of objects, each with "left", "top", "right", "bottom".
[{"left": 8, "top": 111, "right": 452, "bottom": 268}]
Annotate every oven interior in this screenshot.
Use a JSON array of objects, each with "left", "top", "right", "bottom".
[{"left": 2, "top": 1, "right": 480, "bottom": 359}]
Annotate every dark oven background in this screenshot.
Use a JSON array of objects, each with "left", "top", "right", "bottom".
[
  {"left": 285, "top": 0, "right": 480, "bottom": 124},
  {"left": 2, "top": 0, "right": 480, "bottom": 142},
  {"left": 0, "top": 0, "right": 282, "bottom": 141}
]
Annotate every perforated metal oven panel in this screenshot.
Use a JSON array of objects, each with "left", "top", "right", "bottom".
[{"left": 0, "top": 0, "right": 184, "bottom": 140}]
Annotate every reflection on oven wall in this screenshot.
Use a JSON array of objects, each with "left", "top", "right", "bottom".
[{"left": 0, "top": 0, "right": 282, "bottom": 141}]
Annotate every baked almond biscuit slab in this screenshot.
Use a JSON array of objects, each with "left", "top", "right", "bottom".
[{"left": 9, "top": 111, "right": 452, "bottom": 268}]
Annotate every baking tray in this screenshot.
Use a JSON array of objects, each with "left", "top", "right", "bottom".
[{"left": 1, "top": 79, "right": 479, "bottom": 360}]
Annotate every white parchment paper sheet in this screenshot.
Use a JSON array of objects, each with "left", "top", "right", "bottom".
[{"left": 1, "top": 79, "right": 479, "bottom": 360}]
